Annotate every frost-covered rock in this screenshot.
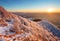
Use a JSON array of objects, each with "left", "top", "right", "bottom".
[{"left": 0, "top": 6, "right": 60, "bottom": 41}]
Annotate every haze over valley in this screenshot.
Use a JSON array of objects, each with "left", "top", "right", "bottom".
[{"left": 13, "top": 12, "right": 60, "bottom": 29}]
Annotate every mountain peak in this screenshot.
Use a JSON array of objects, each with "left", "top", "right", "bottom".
[
  {"left": 0, "top": 6, "right": 6, "bottom": 18},
  {"left": 0, "top": 6, "right": 5, "bottom": 11},
  {"left": 0, "top": 6, "right": 4, "bottom": 9},
  {"left": 0, "top": 6, "right": 11, "bottom": 19}
]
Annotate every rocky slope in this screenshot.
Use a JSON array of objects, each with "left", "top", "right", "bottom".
[{"left": 0, "top": 6, "right": 60, "bottom": 41}]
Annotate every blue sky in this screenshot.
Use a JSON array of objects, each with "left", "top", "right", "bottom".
[{"left": 0, "top": 0, "right": 60, "bottom": 12}]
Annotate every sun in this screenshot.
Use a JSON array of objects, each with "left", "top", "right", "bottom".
[{"left": 47, "top": 8, "right": 53, "bottom": 12}]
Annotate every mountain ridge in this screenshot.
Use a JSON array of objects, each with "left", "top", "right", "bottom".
[{"left": 0, "top": 6, "right": 59, "bottom": 41}]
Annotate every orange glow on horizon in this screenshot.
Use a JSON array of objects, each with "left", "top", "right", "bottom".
[{"left": 8, "top": 9, "right": 60, "bottom": 12}]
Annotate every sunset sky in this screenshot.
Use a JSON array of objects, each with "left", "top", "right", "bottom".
[{"left": 0, "top": 0, "right": 60, "bottom": 12}]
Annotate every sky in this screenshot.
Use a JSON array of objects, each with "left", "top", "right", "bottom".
[{"left": 0, "top": 0, "right": 60, "bottom": 12}]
